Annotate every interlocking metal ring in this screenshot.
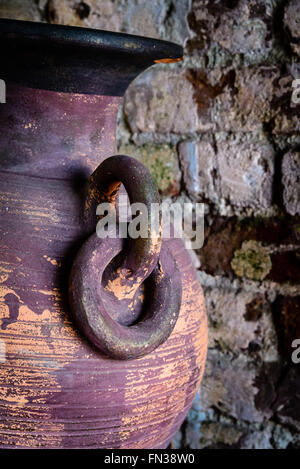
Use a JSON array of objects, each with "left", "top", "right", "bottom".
[{"left": 69, "top": 155, "right": 182, "bottom": 360}]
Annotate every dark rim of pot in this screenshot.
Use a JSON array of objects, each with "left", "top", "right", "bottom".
[{"left": 0, "top": 18, "right": 183, "bottom": 63}]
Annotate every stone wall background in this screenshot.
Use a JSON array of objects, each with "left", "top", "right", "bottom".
[{"left": 1, "top": 0, "right": 299, "bottom": 449}]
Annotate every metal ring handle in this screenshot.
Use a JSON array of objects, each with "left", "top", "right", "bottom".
[
  {"left": 84, "top": 155, "right": 163, "bottom": 286},
  {"left": 69, "top": 155, "right": 182, "bottom": 360}
]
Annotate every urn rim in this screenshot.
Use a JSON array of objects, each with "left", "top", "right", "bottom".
[
  {"left": 0, "top": 18, "right": 183, "bottom": 95},
  {"left": 0, "top": 18, "right": 183, "bottom": 63}
]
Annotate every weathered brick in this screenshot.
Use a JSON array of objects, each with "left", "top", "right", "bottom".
[
  {"left": 124, "top": 69, "right": 199, "bottom": 135},
  {"left": 271, "top": 74, "right": 300, "bottom": 134},
  {"left": 199, "top": 349, "right": 265, "bottom": 422},
  {"left": 205, "top": 289, "right": 260, "bottom": 353},
  {"left": 185, "top": 66, "right": 297, "bottom": 133},
  {"left": 178, "top": 139, "right": 216, "bottom": 201},
  {"left": 123, "top": 0, "right": 191, "bottom": 43},
  {"left": 178, "top": 135, "right": 274, "bottom": 210},
  {"left": 46, "top": 0, "right": 125, "bottom": 29},
  {"left": 199, "top": 216, "right": 300, "bottom": 278},
  {"left": 282, "top": 151, "right": 300, "bottom": 216},
  {"left": 187, "top": 0, "right": 274, "bottom": 63},
  {"left": 45, "top": 0, "right": 191, "bottom": 42},
  {"left": 205, "top": 287, "right": 278, "bottom": 359},
  {"left": 0, "top": 0, "right": 42, "bottom": 21},
  {"left": 185, "top": 419, "right": 242, "bottom": 449},
  {"left": 284, "top": 0, "right": 300, "bottom": 57}
]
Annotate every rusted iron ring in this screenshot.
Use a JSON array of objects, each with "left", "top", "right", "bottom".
[{"left": 69, "top": 155, "right": 182, "bottom": 360}]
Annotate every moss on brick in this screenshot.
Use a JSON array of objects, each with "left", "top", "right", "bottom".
[
  {"left": 231, "top": 240, "right": 272, "bottom": 281},
  {"left": 119, "top": 143, "right": 180, "bottom": 195}
]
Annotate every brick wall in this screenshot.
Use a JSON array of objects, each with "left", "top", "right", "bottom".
[{"left": 1, "top": 0, "right": 299, "bottom": 449}]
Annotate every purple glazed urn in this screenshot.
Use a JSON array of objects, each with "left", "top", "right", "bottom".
[{"left": 0, "top": 19, "right": 207, "bottom": 449}]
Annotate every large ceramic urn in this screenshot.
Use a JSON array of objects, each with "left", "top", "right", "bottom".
[{"left": 0, "top": 19, "right": 207, "bottom": 449}]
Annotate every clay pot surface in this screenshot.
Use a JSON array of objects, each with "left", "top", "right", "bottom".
[{"left": 0, "top": 19, "right": 207, "bottom": 448}]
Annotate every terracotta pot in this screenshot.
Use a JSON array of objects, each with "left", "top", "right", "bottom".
[{"left": 0, "top": 19, "right": 207, "bottom": 449}]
